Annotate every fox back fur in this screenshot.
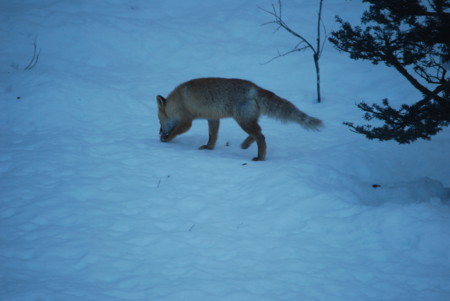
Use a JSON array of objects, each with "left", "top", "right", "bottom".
[{"left": 156, "top": 77, "right": 323, "bottom": 161}]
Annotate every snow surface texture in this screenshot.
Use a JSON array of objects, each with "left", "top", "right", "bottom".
[{"left": 1, "top": 1, "right": 450, "bottom": 300}]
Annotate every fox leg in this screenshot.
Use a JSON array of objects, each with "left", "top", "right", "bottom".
[
  {"left": 199, "top": 119, "right": 220, "bottom": 150},
  {"left": 236, "top": 119, "right": 266, "bottom": 161},
  {"left": 241, "top": 136, "right": 255, "bottom": 149}
]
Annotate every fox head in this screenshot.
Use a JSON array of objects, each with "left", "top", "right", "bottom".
[{"left": 156, "top": 95, "right": 192, "bottom": 142}]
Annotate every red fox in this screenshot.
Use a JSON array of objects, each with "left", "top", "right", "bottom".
[{"left": 156, "top": 78, "right": 323, "bottom": 161}]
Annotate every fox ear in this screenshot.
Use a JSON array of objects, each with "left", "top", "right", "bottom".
[{"left": 156, "top": 95, "right": 166, "bottom": 108}]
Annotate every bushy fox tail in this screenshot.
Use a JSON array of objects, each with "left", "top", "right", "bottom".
[{"left": 257, "top": 89, "right": 323, "bottom": 130}]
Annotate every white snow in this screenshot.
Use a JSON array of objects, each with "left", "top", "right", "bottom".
[{"left": 1, "top": 1, "right": 450, "bottom": 300}]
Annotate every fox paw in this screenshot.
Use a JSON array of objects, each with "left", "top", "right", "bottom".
[
  {"left": 198, "top": 145, "right": 214, "bottom": 150},
  {"left": 241, "top": 142, "right": 251, "bottom": 149},
  {"left": 251, "top": 156, "right": 265, "bottom": 161},
  {"left": 241, "top": 137, "right": 255, "bottom": 149}
]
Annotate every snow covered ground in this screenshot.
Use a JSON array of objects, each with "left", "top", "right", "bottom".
[{"left": 1, "top": 1, "right": 449, "bottom": 300}]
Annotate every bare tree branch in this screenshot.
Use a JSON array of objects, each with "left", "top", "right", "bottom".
[
  {"left": 261, "top": 0, "right": 326, "bottom": 103},
  {"left": 24, "top": 37, "right": 41, "bottom": 71},
  {"left": 261, "top": 0, "right": 316, "bottom": 54},
  {"left": 262, "top": 44, "right": 309, "bottom": 64}
]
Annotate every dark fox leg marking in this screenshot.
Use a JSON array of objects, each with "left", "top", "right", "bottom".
[
  {"left": 241, "top": 136, "right": 255, "bottom": 149},
  {"left": 236, "top": 119, "right": 266, "bottom": 161},
  {"left": 199, "top": 119, "right": 220, "bottom": 150}
]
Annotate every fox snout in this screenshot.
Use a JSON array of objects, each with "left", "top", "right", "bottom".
[
  {"left": 160, "top": 134, "right": 172, "bottom": 142},
  {"left": 159, "top": 127, "right": 172, "bottom": 142}
]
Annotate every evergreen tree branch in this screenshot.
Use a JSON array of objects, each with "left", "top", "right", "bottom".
[{"left": 330, "top": 0, "right": 450, "bottom": 143}]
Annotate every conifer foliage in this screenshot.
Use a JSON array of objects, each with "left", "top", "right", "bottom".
[{"left": 329, "top": 0, "right": 450, "bottom": 143}]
